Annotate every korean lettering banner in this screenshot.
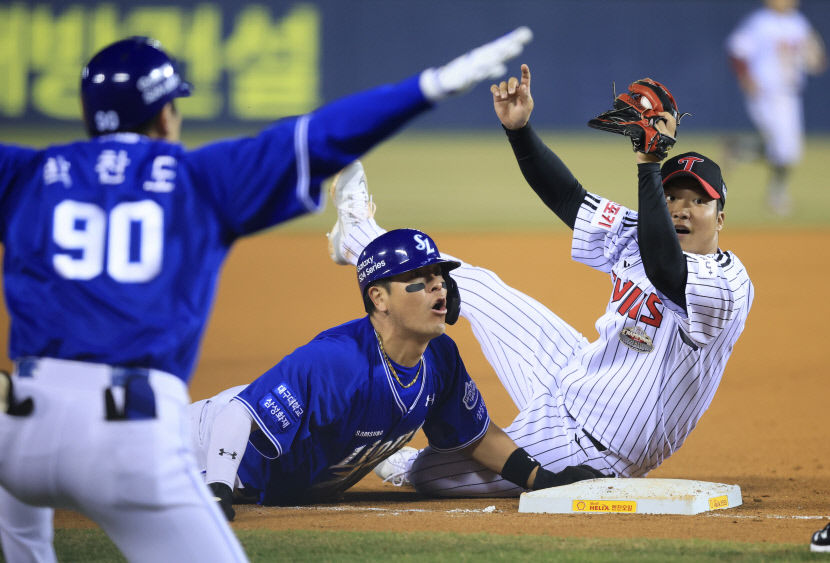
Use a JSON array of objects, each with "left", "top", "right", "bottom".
[{"left": 1, "top": 1, "right": 829, "bottom": 131}]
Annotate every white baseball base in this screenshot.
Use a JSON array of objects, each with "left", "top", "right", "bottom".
[{"left": 518, "top": 478, "right": 742, "bottom": 515}]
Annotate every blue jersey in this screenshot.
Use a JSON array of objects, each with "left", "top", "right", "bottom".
[
  {"left": 0, "top": 75, "right": 430, "bottom": 381},
  {"left": 233, "top": 317, "right": 490, "bottom": 505}
]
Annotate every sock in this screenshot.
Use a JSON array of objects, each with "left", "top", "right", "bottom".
[{"left": 205, "top": 400, "right": 253, "bottom": 488}]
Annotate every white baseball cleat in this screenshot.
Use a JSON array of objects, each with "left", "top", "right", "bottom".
[
  {"left": 327, "top": 160, "right": 376, "bottom": 265},
  {"left": 374, "top": 446, "right": 418, "bottom": 487}
]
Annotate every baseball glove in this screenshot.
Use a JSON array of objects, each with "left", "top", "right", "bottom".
[{"left": 587, "top": 78, "right": 687, "bottom": 160}]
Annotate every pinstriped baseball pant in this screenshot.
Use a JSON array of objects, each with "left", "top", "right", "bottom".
[{"left": 410, "top": 259, "right": 630, "bottom": 496}]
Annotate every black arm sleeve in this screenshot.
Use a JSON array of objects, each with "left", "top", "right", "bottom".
[
  {"left": 637, "top": 163, "right": 687, "bottom": 309},
  {"left": 504, "top": 124, "right": 587, "bottom": 230}
]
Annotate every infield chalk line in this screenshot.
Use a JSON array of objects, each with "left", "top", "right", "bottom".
[
  {"left": 279, "top": 505, "right": 499, "bottom": 514},
  {"left": 707, "top": 513, "right": 830, "bottom": 520},
  {"left": 273, "top": 505, "right": 829, "bottom": 520}
]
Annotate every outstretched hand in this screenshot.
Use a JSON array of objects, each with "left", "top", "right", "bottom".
[
  {"left": 491, "top": 64, "right": 534, "bottom": 130},
  {"left": 419, "top": 27, "right": 533, "bottom": 102}
]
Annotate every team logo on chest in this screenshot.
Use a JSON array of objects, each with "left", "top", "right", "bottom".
[{"left": 618, "top": 326, "right": 654, "bottom": 353}]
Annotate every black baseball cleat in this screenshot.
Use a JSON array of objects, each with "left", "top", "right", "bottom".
[
  {"left": 208, "top": 482, "right": 236, "bottom": 522},
  {"left": 811, "top": 522, "right": 830, "bottom": 553}
]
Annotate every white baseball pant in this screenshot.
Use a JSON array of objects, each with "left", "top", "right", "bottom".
[
  {"left": 0, "top": 358, "right": 248, "bottom": 562},
  {"left": 746, "top": 90, "right": 804, "bottom": 166}
]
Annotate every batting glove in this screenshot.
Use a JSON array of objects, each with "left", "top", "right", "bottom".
[
  {"left": 419, "top": 26, "right": 533, "bottom": 102},
  {"left": 209, "top": 482, "right": 236, "bottom": 522},
  {"left": 532, "top": 465, "right": 609, "bottom": 490}
]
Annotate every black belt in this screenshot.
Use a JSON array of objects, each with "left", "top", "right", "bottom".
[{"left": 583, "top": 429, "right": 607, "bottom": 452}]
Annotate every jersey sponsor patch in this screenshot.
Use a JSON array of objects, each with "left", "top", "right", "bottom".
[
  {"left": 462, "top": 380, "right": 479, "bottom": 411},
  {"left": 258, "top": 383, "right": 305, "bottom": 433},
  {"left": 618, "top": 326, "right": 654, "bottom": 353},
  {"left": 590, "top": 198, "right": 624, "bottom": 231},
  {"left": 259, "top": 393, "right": 293, "bottom": 432}
]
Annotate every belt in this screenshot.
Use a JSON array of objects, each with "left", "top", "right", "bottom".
[
  {"left": 583, "top": 429, "right": 607, "bottom": 452},
  {"left": 104, "top": 370, "right": 157, "bottom": 421},
  {"left": 15, "top": 357, "right": 157, "bottom": 421}
]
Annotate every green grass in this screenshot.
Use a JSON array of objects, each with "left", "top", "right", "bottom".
[
  {"left": 5, "top": 125, "right": 830, "bottom": 234},
  {"left": 41, "top": 529, "right": 821, "bottom": 562}
]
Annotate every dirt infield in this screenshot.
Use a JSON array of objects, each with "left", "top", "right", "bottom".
[{"left": 40, "top": 230, "right": 830, "bottom": 545}]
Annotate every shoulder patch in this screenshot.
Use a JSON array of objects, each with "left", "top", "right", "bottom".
[
  {"left": 590, "top": 198, "right": 624, "bottom": 231},
  {"left": 258, "top": 383, "right": 305, "bottom": 433}
]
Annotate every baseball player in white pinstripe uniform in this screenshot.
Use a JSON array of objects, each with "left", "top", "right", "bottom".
[
  {"left": 327, "top": 64, "right": 754, "bottom": 497},
  {"left": 726, "top": 0, "right": 827, "bottom": 215}
]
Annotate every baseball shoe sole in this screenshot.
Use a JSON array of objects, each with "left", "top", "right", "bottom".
[{"left": 326, "top": 160, "right": 375, "bottom": 265}]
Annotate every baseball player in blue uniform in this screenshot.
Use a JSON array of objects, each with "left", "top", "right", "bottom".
[
  {"left": 327, "top": 64, "right": 753, "bottom": 497},
  {"left": 192, "top": 228, "right": 604, "bottom": 518},
  {"left": 0, "top": 30, "right": 534, "bottom": 561}
]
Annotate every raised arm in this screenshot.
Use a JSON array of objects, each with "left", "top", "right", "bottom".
[
  {"left": 635, "top": 113, "right": 688, "bottom": 309},
  {"left": 306, "top": 26, "right": 534, "bottom": 173},
  {"left": 492, "top": 65, "right": 587, "bottom": 229}
]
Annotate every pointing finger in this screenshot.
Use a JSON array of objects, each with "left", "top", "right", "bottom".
[{"left": 521, "top": 64, "right": 531, "bottom": 88}]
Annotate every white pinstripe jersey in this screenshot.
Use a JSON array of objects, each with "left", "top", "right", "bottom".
[{"left": 563, "top": 193, "right": 754, "bottom": 474}]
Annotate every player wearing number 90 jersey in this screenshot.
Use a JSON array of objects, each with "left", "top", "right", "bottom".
[
  {"left": 0, "top": 73, "right": 432, "bottom": 378},
  {"left": 0, "top": 31, "right": 532, "bottom": 562}
]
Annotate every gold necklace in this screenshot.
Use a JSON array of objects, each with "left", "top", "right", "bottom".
[{"left": 375, "top": 331, "right": 423, "bottom": 389}]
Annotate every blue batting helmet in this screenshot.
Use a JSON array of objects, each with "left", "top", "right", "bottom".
[
  {"left": 358, "top": 229, "right": 462, "bottom": 324},
  {"left": 357, "top": 229, "right": 460, "bottom": 295},
  {"left": 81, "top": 36, "right": 192, "bottom": 136}
]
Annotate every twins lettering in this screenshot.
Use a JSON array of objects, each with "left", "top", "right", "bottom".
[{"left": 611, "top": 273, "right": 663, "bottom": 328}]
